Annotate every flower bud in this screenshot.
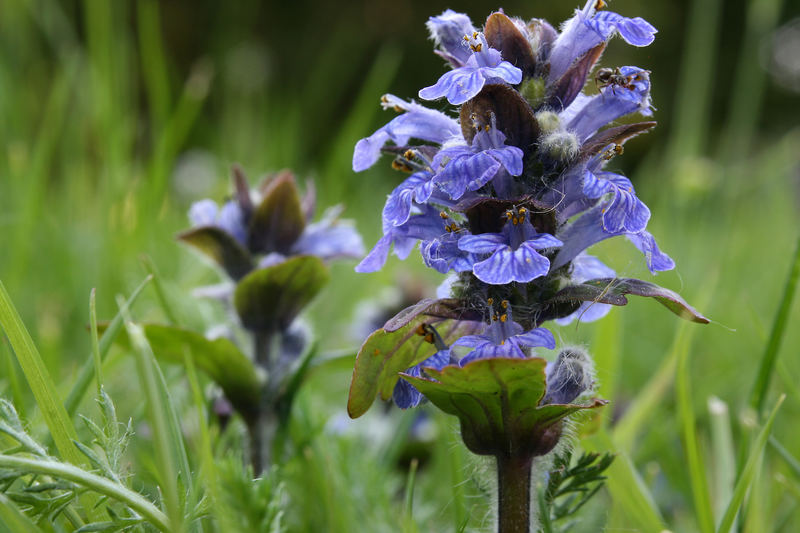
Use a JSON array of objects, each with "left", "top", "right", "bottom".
[
  {"left": 544, "top": 348, "right": 594, "bottom": 404},
  {"left": 534, "top": 110, "right": 561, "bottom": 134},
  {"left": 540, "top": 131, "right": 579, "bottom": 161}
]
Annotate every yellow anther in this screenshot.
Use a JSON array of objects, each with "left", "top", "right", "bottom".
[
  {"left": 518, "top": 207, "right": 527, "bottom": 214},
  {"left": 505, "top": 211, "right": 513, "bottom": 219},
  {"left": 403, "top": 149, "right": 415, "bottom": 160},
  {"left": 501, "top": 300, "right": 508, "bottom": 309},
  {"left": 473, "top": 43, "right": 482, "bottom": 52},
  {"left": 415, "top": 324, "right": 427, "bottom": 336},
  {"left": 464, "top": 35, "right": 470, "bottom": 41},
  {"left": 392, "top": 160, "right": 413, "bottom": 172},
  {"left": 487, "top": 298, "right": 494, "bottom": 305},
  {"left": 445, "top": 226, "right": 452, "bottom": 233},
  {"left": 381, "top": 95, "right": 389, "bottom": 103},
  {"left": 393, "top": 105, "right": 403, "bottom": 113},
  {"left": 595, "top": 0, "right": 606, "bottom": 10},
  {"left": 440, "top": 211, "right": 449, "bottom": 219},
  {"left": 500, "top": 314, "right": 508, "bottom": 323},
  {"left": 473, "top": 31, "right": 479, "bottom": 39},
  {"left": 484, "top": 124, "right": 490, "bottom": 132}
]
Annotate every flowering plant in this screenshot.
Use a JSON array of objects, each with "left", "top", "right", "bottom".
[{"left": 348, "top": 2, "right": 707, "bottom": 531}]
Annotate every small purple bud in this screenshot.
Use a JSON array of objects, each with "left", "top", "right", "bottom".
[{"left": 544, "top": 348, "right": 594, "bottom": 404}]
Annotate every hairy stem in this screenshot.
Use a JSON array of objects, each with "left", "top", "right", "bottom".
[
  {"left": 250, "top": 329, "right": 277, "bottom": 473},
  {"left": 497, "top": 453, "right": 533, "bottom": 533}
]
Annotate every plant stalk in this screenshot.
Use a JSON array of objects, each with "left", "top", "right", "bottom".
[
  {"left": 250, "top": 329, "right": 278, "bottom": 473},
  {"left": 496, "top": 453, "right": 533, "bottom": 533}
]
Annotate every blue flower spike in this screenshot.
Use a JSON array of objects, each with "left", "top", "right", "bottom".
[{"left": 349, "top": 1, "right": 707, "bottom": 431}]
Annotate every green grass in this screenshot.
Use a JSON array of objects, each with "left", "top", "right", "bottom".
[{"left": 1, "top": 0, "right": 799, "bottom": 531}]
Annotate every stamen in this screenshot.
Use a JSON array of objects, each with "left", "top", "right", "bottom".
[
  {"left": 424, "top": 333, "right": 434, "bottom": 344},
  {"left": 439, "top": 211, "right": 449, "bottom": 219},
  {"left": 415, "top": 324, "right": 427, "bottom": 336},
  {"left": 403, "top": 149, "right": 415, "bottom": 160},
  {"left": 500, "top": 313, "right": 507, "bottom": 322},
  {"left": 487, "top": 298, "right": 494, "bottom": 305},
  {"left": 391, "top": 160, "right": 414, "bottom": 172},
  {"left": 501, "top": 300, "right": 508, "bottom": 309},
  {"left": 595, "top": 0, "right": 606, "bottom": 10}
]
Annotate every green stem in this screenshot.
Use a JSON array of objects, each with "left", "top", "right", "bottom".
[
  {"left": 0, "top": 455, "right": 170, "bottom": 531},
  {"left": 496, "top": 454, "right": 533, "bottom": 533},
  {"left": 250, "top": 329, "right": 278, "bottom": 473}
]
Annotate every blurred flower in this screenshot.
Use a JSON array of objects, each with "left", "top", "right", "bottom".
[{"left": 181, "top": 167, "right": 364, "bottom": 280}]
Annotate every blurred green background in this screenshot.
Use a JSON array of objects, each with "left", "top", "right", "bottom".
[{"left": 1, "top": 0, "right": 799, "bottom": 531}]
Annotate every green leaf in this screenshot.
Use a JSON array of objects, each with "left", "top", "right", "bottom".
[
  {"left": 749, "top": 235, "right": 800, "bottom": 413},
  {"left": 234, "top": 255, "right": 329, "bottom": 332},
  {"left": 404, "top": 357, "right": 605, "bottom": 456},
  {"left": 65, "top": 275, "right": 152, "bottom": 416},
  {"left": 583, "top": 429, "right": 666, "bottom": 531},
  {"left": 248, "top": 171, "right": 306, "bottom": 254},
  {"left": 103, "top": 323, "right": 260, "bottom": 423},
  {"left": 0, "top": 492, "right": 42, "bottom": 533},
  {"left": 716, "top": 395, "right": 784, "bottom": 533},
  {"left": 347, "top": 319, "right": 483, "bottom": 418},
  {"left": 0, "top": 282, "right": 82, "bottom": 466},
  {"left": 177, "top": 225, "right": 254, "bottom": 280},
  {"left": 676, "top": 326, "right": 715, "bottom": 533},
  {"left": 550, "top": 277, "right": 709, "bottom": 324}
]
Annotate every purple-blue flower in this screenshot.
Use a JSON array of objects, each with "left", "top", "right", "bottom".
[
  {"left": 453, "top": 301, "right": 555, "bottom": 365},
  {"left": 458, "top": 208, "right": 562, "bottom": 285},
  {"left": 552, "top": 204, "right": 673, "bottom": 274},
  {"left": 563, "top": 66, "right": 652, "bottom": 141},
  {"left": 290, "top": 205, "right": 364, "bottom": 261},
  {"left": 189, "top": 199, "right": 248, "bottom": 245},
  {"left": 583, "top": 169, "right": 650, "bottom": 233},
  {"left": 548, "top": 1, "right": 657, "bottom": 83},
  {"left": 356, "top": 204, "right": 445, "bottom": 273},
  {"left": 419, "top": 32, "right": 522, "bottom": 105},
  {"left": 393, "top": 350, "right": 452, "bottom": 408},
  {"left": 555, "top": 253, "right": 615, "bottom": 325},
  {"left": 353, "top": 95, "right": 460, "bottom": 172},
  {"left": 431, "top": 125, "right": 523, "bottom": 200},
  {"left": 426, "top": 10, "right": 476, "bottom": 67}
]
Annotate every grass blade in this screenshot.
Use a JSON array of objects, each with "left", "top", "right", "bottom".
[
  {"left": 89, "top": 289, "right": 102, "bottom": 396},
  {"left": 749, "top": 235, "right": 800, "bottom": 414},
  {"left": 583, "top": 429, "right": 665, "bottom": 531},
  {"left": 708, "top": 397, "right": 736, "bottom": 530},
  {"left": 0, "top": 492, "right": 42, "bottom": 533},
  {"left": 0, "top": 280, "right": 103, "bottom": 522},
  {"left": 125, "top": 317, "right": 185, "bottom": 532},
  {"left": 676, "top": 327, "right": 715, "bottom": 533},
  {"left": 64, "top": 275, "right": 152, "bottom": 415},
  {"left": 716, "top": 395, "right": 784, "bottom": 533},
  {"left": 0, "top": 280, "right": 81, "bottom": 464}
]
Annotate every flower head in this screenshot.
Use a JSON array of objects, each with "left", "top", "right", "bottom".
[{"left": 419, "top": 32, "right": 522, "bottom": 105}]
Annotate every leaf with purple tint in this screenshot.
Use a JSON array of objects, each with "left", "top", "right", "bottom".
[
  {"left": 460, "top": 85, "right": 540, "bottom": 156},
  {"left": 548, "top": 278, "right": 709, "bottom": 324},
  {"left": 177, "top": 226, "right": 254, "bottom": 280},
  {"left": 248, "top": 171, "right": 306, "bottom": 254},
  {"left": 234, "top": 255, "right": 329, "bottom": 331},
  {"left": 543, "top": 42, "right": 606, "bottom": 111},
  {"left": 484, "top": 12, "right": 537, "bottom": 77},
  {"left": 347, "top": 318, "right": 484, "bottom": 418}
]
